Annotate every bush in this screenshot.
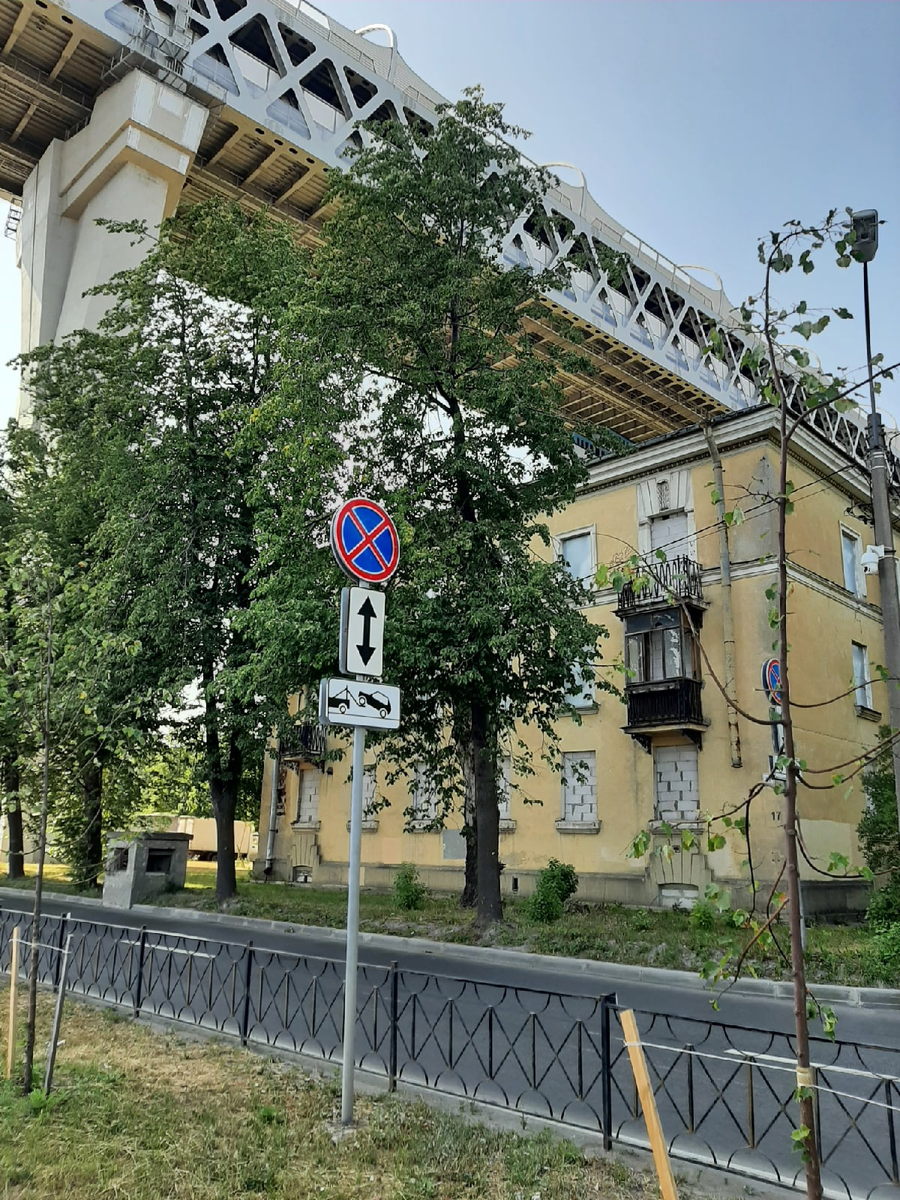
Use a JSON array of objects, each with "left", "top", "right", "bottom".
[
  {"left": 867, "top": 880, "right": 900, "bottom": 929},
  {"left": 858, "top": 727, "right": 898, "bottom": 927},
  {"left": 525, "top": 859, "right": 578, "bottom": 924},
  {"left": 689, "top": 900, "right": 717, "bottom": 932},
  {"left": 525, "top": 885, "right": 564, "bottom": 924},
  {"left": 542, "top": 859, "right": 579, "bottom": 904},
  {"left": 394, "top": 862, "right": 427, "bottom": 911},
  {"left": 864, "top": 923, "right": 900, "bottom": 985}
]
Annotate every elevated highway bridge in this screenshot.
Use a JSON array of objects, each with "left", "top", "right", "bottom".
[{"left": 0, "top": 0, "right": 884, "bottom": 468}]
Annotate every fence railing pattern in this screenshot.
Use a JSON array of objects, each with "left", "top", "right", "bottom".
[{"left": 2, "top": 904, "right": 898, "bottom": 1200}]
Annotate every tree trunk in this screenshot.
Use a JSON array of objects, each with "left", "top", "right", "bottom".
[
  {"left": 471, "top": 702, "right": 502, "bottom": 926},
  {"left": 459, "top": 739, "right": 477, "bottom": 908},
  {"left": 74, "top": 749, "right": 103, "bottom": 891},
  {"left": 23, "top": 700, "right": 52, "bottom": 1094},
  {"left": 461, "top": 822, "right": 478, "bottom": 908},
  {"left": 210, "top": 738, "right": 241, "bottom": 905},
  {"left": 3, "top": 757, "right": 24, "bottom": 880}
]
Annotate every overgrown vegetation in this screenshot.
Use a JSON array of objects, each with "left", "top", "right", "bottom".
[
  {"left": 0, "top": 991, "right": 666, "bottom": 1200},
  {"left": 858, "top": 726, "right": 900, "bottom": 928},
  {"left": 393, "top": 863, "right": 427, "bottom": 912},
  {"left": 525, "top": 859, "right": 579, "bottom": 924}
]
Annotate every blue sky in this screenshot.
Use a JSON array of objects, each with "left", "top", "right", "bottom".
[{"left": 2, "top": 0, "right": 897, "bottom": 426}]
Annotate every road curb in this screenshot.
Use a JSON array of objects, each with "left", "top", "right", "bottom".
[{"left": 14, "top": 885, "right": 899, "bottom": 1010}]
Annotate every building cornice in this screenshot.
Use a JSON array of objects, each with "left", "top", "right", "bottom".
[{"left": 580, "top": 406, "right": 897, "bottom": 528}]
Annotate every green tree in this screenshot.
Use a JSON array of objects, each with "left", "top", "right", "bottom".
[
  {"left": 20, "top": 201, "right": 330, "bottom": 903},
  {"left": 858, "top": 727, "right": 900, "bottom": 925},
  {"left": 0, "top": 452, "right": 26, "bottom": 880},
  {"left": 0, "top": 525, "right": 146, "bottom": 1090},
  {"left": 250, "top": 89, "right": 620, "bottom": 924},
  {"left": 2, "top": 405, "right": 163, "bottom": 889}
]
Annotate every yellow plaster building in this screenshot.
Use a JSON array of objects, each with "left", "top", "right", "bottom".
[{"left": 256, "top": 405, "right": 896, "bottom": 915}]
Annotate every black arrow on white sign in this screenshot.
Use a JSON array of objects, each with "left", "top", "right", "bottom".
[
  {"left": 356, "top": 596, "right": 377, "bottom": 665},
  {"left": 340, "top": 586, "right": 385, "bottom": 677}
]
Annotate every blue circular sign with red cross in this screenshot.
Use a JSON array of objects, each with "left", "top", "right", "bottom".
[
  {"left": 762, "top": 658, "right": 782, "bottom": 707},
  {"left": 330, "top": 497, "right": 400, "bottom": 584}
]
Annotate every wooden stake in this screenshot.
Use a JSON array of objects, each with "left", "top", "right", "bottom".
[
  {"left": 44, "top": 933, "right": 72, "bottom": 1096},
  {"left": 620, "top": 1008, "right": 679, "bottom": 1200},
  {"left": 6, "top": 926, "right": 20, "bottom": 1080}
]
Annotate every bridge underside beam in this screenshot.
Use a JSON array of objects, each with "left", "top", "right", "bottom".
[{"left": 16, "top": 69, "right": 206, "bottom": 416}]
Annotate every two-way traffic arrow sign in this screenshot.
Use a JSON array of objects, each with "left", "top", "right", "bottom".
[{"left": 339, "top": 586, "right": 385, "bottom": 678}]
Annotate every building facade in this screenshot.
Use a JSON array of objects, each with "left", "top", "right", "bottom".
[{"left": 256, "top": 405, "right": 895, "bottom": 914}]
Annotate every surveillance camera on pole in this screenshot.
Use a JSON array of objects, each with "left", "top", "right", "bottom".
[{"left": 861, "top": 545, "right": 885, "bottom": 575}]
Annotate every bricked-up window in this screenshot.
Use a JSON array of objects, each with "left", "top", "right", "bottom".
[
  {"left": 295, "top": 768, "right": 320, "bottom": 825},
  {"left": 561, "top": 752, "right": 597, "bottom": 823},
  {"left": 625, "top": 611, "right": 700, "bottom": 682},
  {"left": 654, "top": 745, "right": 699, "bottom": 824}
]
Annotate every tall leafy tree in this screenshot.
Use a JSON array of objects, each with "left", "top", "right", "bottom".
[
  {"left": 253, "top": 89, "right": 621, "bottom": 923},
  {"left": 1, "top": 416, "right": 153, "bottom": 888},
  {"left": 21, "top": 201, "right": 332, "bottom": 902},
  {"left": 0, "top": 521, "right": 148, "bottom": 1089},
  {"left": 0, "top": 450, "right": 26, "bottom": 879}
]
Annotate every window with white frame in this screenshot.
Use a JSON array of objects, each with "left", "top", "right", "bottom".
[
  {"left": 650, "top": 510, "right": 690, "bottom": 561},
  {"left": 852, "top": 642, "right": 873, "bottom": 709},
  {"left": 841, "top": 528, "right": 865, "bottom": 598},
  {"left": 410, "top": 762, "right": 439, "bottom": 826},
  {"left": 558, "top": 530, "right": 594, "bottom": 588},
  {"left": 564, "top": 661, "right": 596, "bottom": 710},
  {"left": 559, "top": 751, "right": 597, "bottom": 825}
]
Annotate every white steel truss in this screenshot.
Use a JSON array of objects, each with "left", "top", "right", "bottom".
[
  {"left": 14, "top": 0, "right": 897, "bottom": 482},
  {"left": 60, "top": 0, "right": 761, "bottom": 413}
]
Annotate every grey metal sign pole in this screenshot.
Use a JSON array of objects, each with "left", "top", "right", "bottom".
[
  {"left": 340, "top": 714, "right": 366, "bottom": 1126},
  {"left": 326, "top": 497, "right": 402, "bottom": 1127}
]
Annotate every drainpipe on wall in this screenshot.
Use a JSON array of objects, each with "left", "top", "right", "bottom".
[
  {"left": 264, "top": 737, "right": 281, "bottom": 874},
  {"left": 704, "top": 425, "right": 743, "bottom": 768}
]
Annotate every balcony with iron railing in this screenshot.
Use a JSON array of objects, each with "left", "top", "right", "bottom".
[
  {"left": 624, "top": 677, "right": 704, "bottom": 730},
  {"left": 280, "top": 722, "right": 327, "bottom": 765},
  {"left": 615, "top": 555, "right": 704, "bottom": 616}
]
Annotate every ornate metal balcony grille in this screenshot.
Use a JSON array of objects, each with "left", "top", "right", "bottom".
[{"left": 616, "top": 555, "right": 704, "bottom": 614}]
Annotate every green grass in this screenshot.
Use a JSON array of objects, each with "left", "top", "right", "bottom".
[
  {"left": 0, "top": 989, "right": 667, "bottom": 1200},
  {"left": 1, "top": 862, "right": 891, "bottom": 989}
]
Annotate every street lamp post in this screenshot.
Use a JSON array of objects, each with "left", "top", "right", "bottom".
[{"left": 851, "top": 209, "right": 900, "bottom": 839}]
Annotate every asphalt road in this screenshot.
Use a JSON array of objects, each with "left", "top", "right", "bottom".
[{"left": 2, "top": 889, "right": 898, "bottom": 1197}]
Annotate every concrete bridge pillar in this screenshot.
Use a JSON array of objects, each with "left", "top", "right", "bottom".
[{"left": 16, "top": 70, "right": 207, "bottom": 416}]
